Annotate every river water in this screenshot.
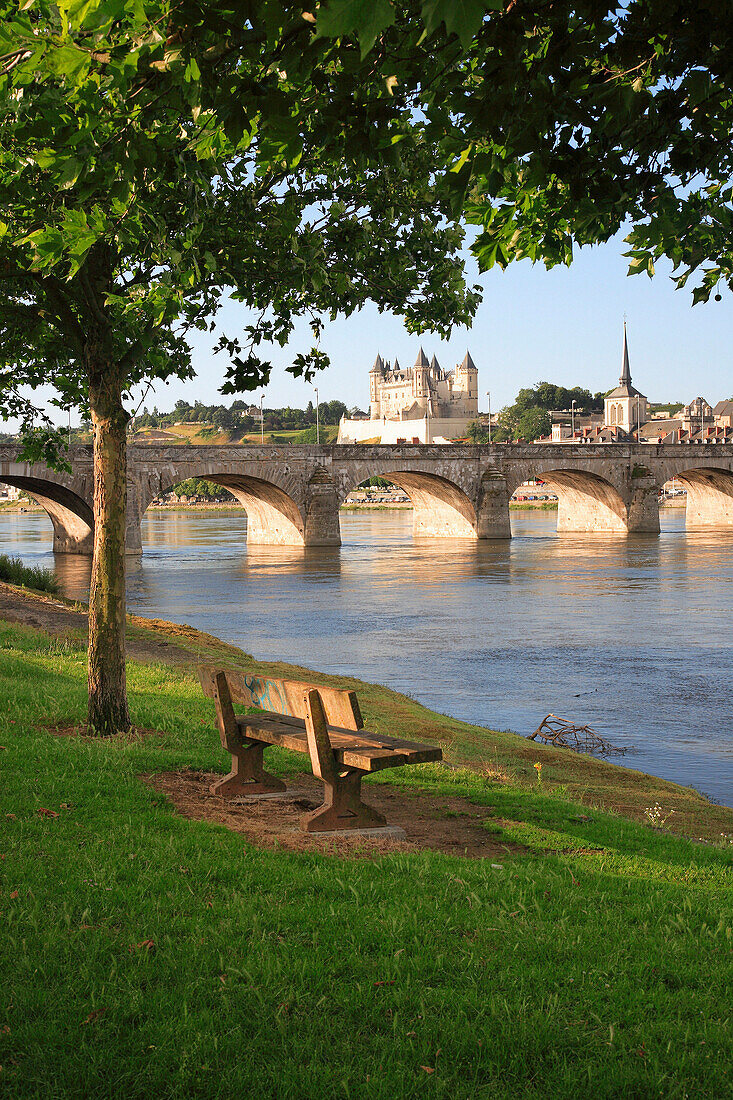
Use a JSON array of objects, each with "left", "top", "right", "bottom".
[{"left": 2, "top": 506, "right": 732, "bottom": 806}]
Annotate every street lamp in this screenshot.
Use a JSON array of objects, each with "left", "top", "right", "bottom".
[
  {"left": 571, "top": 399, "right": 577, "bottom": 440},
  {"left": 486, "top": 392, "right": 491, "bottom": 445},
  {"left": 314, "top": 386, "right": 320, "bottom": 444},
  {"left": 259, "top": 394, "right": 264, "bottom": 444}
]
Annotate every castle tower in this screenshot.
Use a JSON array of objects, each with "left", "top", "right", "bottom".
[
  {"left": 604, "top": 324, "right": 647, "bottom": 431},
  {"left": 455, "top": 350, "right": 479, "bottom": 414},
  {"left": 413, "top": 347, "right": 430, "bottom": 405},
  {"left": 369, "top": 353, "right": 385, "bottom": 419}
]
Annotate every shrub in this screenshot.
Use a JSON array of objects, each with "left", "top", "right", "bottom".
[{"left": 0, "top": 554, "right": 59, "bottom": 593}]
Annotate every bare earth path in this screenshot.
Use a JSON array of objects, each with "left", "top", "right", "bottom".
[{"left": 0, "top": 580, "right": 232, "bottom": 665}]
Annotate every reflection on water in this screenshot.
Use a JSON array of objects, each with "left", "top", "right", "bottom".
[{"left": 2, "top": 505, "right": 732, "bottom": 806}]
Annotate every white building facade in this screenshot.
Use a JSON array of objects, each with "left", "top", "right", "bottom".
[{"left": 338, "top": 349, "right": 479, "bottom": 444}]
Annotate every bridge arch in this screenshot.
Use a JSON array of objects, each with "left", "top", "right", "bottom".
[
  {"left": 667, "top": 464, "right": 733, "bottom": 528},
  {"left": 149, "top": 472, "right": 308, "bottom": 546},
  {"left": 0, "top": 475, "right": 94, "bottom": 554},
  {"left": 340, "top": 464, "right": 479, "bottom": 538},
  {"left": 507, "top": 465, "right": 633, "bottom": 534}
]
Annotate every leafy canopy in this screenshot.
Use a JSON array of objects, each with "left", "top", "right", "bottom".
[
  {"left": 318, "top": 1, "right": 733, "bottom": 303},
  {"left": 0, "top": 0, "right": 480, "bottom": 450}
]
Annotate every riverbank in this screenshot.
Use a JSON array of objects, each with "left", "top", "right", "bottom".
[
  {"left": 0, "top": 496, "right": 686, "bottom": 516},
  {"left": 0, "top": 580, "right": 730, "bottom": 832},
  {"left": 1, "top": 583, "right": 731, "bottom": 1097}
]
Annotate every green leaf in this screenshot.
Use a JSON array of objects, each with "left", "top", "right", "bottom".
[
  {"left": 420, "top": 0, "right": 491, "bottom": 48},
  {"left": 316, "top": 0, "right": 396, "bottom": 58},
  {"left": 57, "top": 0, "right": 106, "bottom": 30},
  {"left": 58, "top": 157, "right": 83, "bottom": 190},
  {"left": 48, "top": 44, "right": 92, "bottom": 83},
  {"left": 184, "top": 57, "right": 200, "bottom": 83}
]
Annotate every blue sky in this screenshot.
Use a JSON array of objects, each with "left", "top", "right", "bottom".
[
  {"left": 11, "top": 228, "right": 732, "bottom": 430},
  {"left": 156, "top": 228, "right": 731, "bottom": 420}
]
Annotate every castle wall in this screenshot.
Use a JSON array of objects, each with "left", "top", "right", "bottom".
[{"left": 338, "top": 416, "right": 473, "bottom": 444}]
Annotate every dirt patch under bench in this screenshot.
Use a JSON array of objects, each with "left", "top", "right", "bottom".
[{"left": 144, "top": 769, "right": 527, "bottom": 860}]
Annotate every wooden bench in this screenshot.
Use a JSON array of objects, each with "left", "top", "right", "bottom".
[{"left": 198, "top": 667, "right": 442, "bottom": 833}]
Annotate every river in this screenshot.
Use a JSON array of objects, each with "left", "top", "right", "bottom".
[{"left": 2, "top": 505, "right": 731, "bottom": 806}]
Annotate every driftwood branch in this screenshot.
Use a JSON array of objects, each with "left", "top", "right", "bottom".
[{"left": 528, "top": 714, "right": 626, "bottom": 756}]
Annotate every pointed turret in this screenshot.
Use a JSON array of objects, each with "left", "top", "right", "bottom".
[
  {"left": 607, "top": 323, "right": 641, "bottom": 398},
  {"left": 460, "top": 350, "right": 477, "bottom": 372},
  {"left": 429, "top": 354, "right": 440, "bottom": 373},
  {"left": 370, "top": 353, "right": 384, "bottom": 374},
  {"left": 414, "top": 347, "right": 430, "bottom": 368},
  {"left": 619, "top": 323, "right": 631, "bottom": 387},
  {"left": 603, "top": 321, "right": 647, "bottom": 430},
  {"left": 393, "top": 357, "right": 401, "bottom": 373}
]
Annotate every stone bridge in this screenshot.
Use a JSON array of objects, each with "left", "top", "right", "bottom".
[{"left": 2, "top": 442, "right": 733, "bottom": 554}]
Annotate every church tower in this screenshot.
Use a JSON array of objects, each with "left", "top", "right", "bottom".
[{"left": 604, "top": 324, "right": 647, "bottom": 432}]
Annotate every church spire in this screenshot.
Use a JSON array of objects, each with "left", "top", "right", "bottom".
[{"left": 620, "top": 323, "right": 631, "bottom": 387}]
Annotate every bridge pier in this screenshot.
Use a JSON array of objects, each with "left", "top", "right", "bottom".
[
  {"left": 51, "top": 513, "right": 94, "bottom": 555},
  {"left": 303, "top": 470, "right": 341, "bottom": 546},
  {"left": 475, "top": 474, "right": 511, "bottom": 538},
  {"left": 124, "top": 481, "right": 144, "bottom": 554},
  {"left": 627, "top": 474, "right": 661, "bottom": 533},
  {"left": 555, "top": 488, "right": 627, "bottom": 534}
]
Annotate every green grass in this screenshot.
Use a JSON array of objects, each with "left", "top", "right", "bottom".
[
  {"left": 0, "top": 554, "right": 59, "bottom": 593},
  {"left": 0, "top": 618, "right": 731, "bottom": 1098}
]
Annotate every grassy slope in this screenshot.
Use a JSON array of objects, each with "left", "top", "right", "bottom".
[
  {"left": 0, "top": 614, "right": 731, "bottom": 1099},
  {"left": 129, "top": 424, "right": 341, "bottom": 446}
]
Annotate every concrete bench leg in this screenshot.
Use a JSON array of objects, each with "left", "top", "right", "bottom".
[
  {"left": 300, "top": 769, "right": 387, "bottom": 832},
  {"left": 210, "top": 739, "right": 287, "bottom": 797}
]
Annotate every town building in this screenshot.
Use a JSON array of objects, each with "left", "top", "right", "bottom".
[
  {"left": 603, "top": 325, "right": 648, "bottom": 432},
  {"left": 338, "top": 348, "right": 479, "bottom": 444},
  {"left": 713, "top": 400, "right": 733, "bottom": 428},
  {"left": 678, "top": 396, "right": 714, "bottom": 434}
]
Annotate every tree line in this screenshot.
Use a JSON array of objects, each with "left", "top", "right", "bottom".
[
  {"left": 134, "top": 398, "right": 354, "bottom": 433},
  {"left": 468, "top": 382, "right": 605, "bottom": 442}
]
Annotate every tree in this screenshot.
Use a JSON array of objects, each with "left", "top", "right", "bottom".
[
  {"left": 320, "top": 1, "right": 733, "bottom": 302},
  {"left": 0, "top": 1, "right": 479, "bottom": 731},
  {"left": 516, "top": 408, "right": 551, "bottom": 442},
  {"left": 4, "top": 1, "right": 730, "bottom": 730},
  {"left": 466, "top": 420, "right": 489, "bottom": 444}
]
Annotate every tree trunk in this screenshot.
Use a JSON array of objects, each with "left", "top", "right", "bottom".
[{"left": 87, "top": 365, "right": 131, "bottom": 733}]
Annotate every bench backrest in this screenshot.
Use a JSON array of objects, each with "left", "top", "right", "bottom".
[{"left": 198, "top": 666, "right": 364, "bottom": 731}]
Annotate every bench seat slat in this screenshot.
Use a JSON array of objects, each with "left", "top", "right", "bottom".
[{"left": 236, "top": 714, "right": 441, "bottom": 772}]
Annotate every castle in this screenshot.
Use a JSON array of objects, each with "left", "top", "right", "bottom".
[
  {"left": 338, "top": 348, "right": 479, "bottom": 444},
  {"left": 369, "top": 348, "right": 478, "bottom": 421}
]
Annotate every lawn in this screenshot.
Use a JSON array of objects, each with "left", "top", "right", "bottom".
[{"left": 0, "top": 615, "right": 731, "bottom": 1099}]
